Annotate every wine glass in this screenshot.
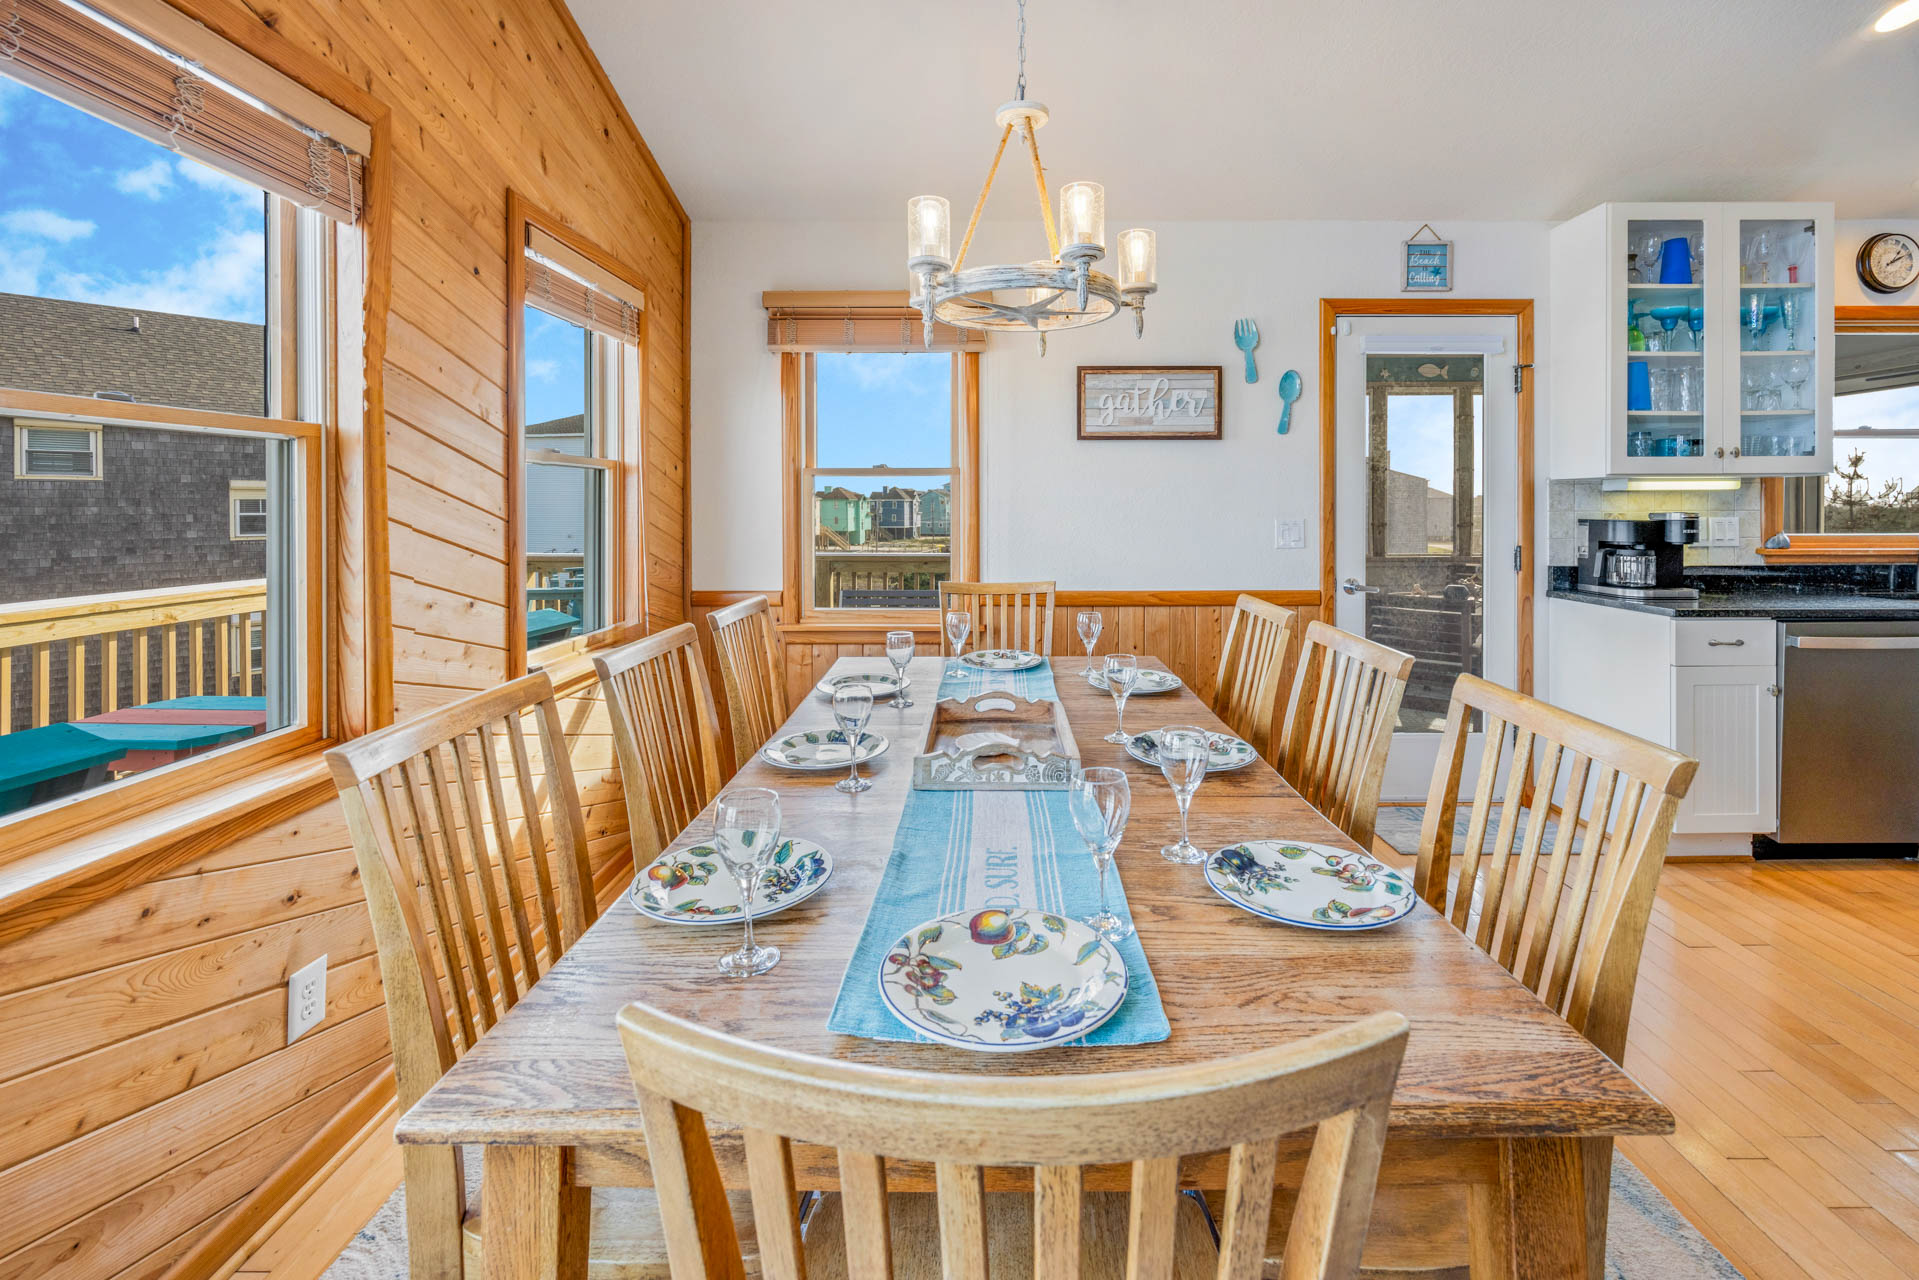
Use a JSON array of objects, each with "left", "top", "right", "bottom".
[
  {"left": 943, "top": 609, "right": 971, "bottom": 679},
  {"left": 1782, "top": 357, "right": 1810, "bottom": 411},
  {"left": 831, "top": 685, "right": 874, "bottom": 794},
  {"left": 1778, "top": 292, "right": 1801, "bottom": 351},
  {"left": 712, "top": 787, "right": 782, "bottom": 977},
  {"left": 1076, "top": 609, "right": 1104, "bottom": 676},
  {"left": 1068, "top": 766, "right": 1131, "bottom": 941},
  {"left": 1689, "top": 232, "right": 1706, "bottom": 281},
  {"left": 1746, "top": 292, "right": 1769, "bottom": 346},
  {"left": 1750, "top": 229, "right": 1775, "bottom": 285},
  {"left": 1634, "top": 231, "right": 1663, "bottom": 282},
  {"left": 1102, "top": 654, "right": 1139, "bottom": 745},
  {"left": 1741, "top": 366, "right": 1767, "bottom": 412},
  {"left": 1156, "top": 725, "right": 1210, "bottom": 865},
  {"left": 885, "top": 630, "right": 915, "bottom": 709}
]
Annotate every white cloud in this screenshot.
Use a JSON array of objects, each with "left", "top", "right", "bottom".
[
  {"left": 526, "top": 358, "right": 559, "bottom": 382},
  {"left": 1, "top": 209, "right": 96, "bottom": 242},
  {"left": 0, "top": 244, "right": 47, "bottom": 294},
  {"left": 114, "top": 158, "right": 175, "bottom": 200},
  {"left": 175, "top": 156, "right": 264, "bottom": 206},
  {"left": 50, "top": 226, "right": 265, "bottom": 323}
]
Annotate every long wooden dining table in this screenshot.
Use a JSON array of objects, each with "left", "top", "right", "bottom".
[{"left": 395, "top": 655, "right": 1672, "bottom": 1279}]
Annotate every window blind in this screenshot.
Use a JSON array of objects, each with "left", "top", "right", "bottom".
[
  {"left": 0, "top": 0, "right": 367, "bottom": 222},
  {"left": 524, "top": 226, "right": 644, "bottom": 345},
  {"left": 763, "top": 299, "right": 988, "bottom": 353},
  {"left": 20, "top": 425, "right": 99, "bottom": 476}
]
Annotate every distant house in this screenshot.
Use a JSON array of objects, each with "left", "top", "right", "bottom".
[
  {"left": 815, "top": 485, "right": 870, "bottom": 546},
  {"left": 919, "top": 482, "right": 951, "bottom": 538},
  {"left": 0, "top": 292, "right": 267, "bottom": 607},
  {"left": 871, "top": 485, "right": 920, "bottom": 540},
  {"left": 524, "top": 412, "right": 589, "bottom": 558}
]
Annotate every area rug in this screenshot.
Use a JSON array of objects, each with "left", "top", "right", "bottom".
[{"left": 319, "top": 1149, "right": 1743, "bottom": 1279}]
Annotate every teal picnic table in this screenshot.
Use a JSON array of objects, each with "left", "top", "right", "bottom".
[
  {"left": 526, "top": 607, "right": 581, "bottom": 647},
  {"left": 0, "top": 723, "right": 130, "bottom": 815},
  {"left": 74, "top": 695, "right": 267, "bottom": 773}
]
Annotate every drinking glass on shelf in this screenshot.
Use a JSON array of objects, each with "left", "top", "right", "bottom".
[
  {"left": 1634, "top": 231, "right": 1663, "bottom": 282},
  {"left": 1689, "top": 232, "right": 1706, "bottom": 280},
  {"left": 1778, "top": 292, "right": 1801, "bottom": 350},
  {"left": 885, "top": 630, "right": 915, "bottom": 710},
  {"left": 943, "top": 609, "right": 971, "bottom": 679},
  {"left": 1068, "top": 766, "right": 1131, "bottom": 941},
  {"left": 712, "top": 787, "right": 782, "bottom": 977},
  {"left": 1749, "top": 229, "right": 1775, "bottom": 285},
  {"left": 1745, "top": 291, "right": 1767, "bottom": 345},
  {"left": 1076, "top": 609, "right": 1104, "bottom": 676},
  {"left": 1639, "top": 314, "right": 1664, "bottom": 352},
  {"left": 1782, "top": 356, "right": 1811, "bottom": 410},
  {"left": 1688, "top": 308, "right": 1705, "bottom": 349},
  {"left": 1627, "top": 252, "right": 1643, "bottom": 285},
  {"left": 1102, "top": 654, "right": 1139, "bottom": 745},
  {"left": 1676, "top": 365, "right": 1701, "bottom": 414},
  {"left": 1650, "top": 366, "right": 1677, "bottom": 412},
  {"left": 1155, "top": 725, "right": 1211, "bottom": 865},
  {"left": 831, "top": 684, "right": 874, "bottom": 794}
]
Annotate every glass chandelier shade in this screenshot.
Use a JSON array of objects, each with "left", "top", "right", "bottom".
[
  {"left": 906, "top": 194, "right": 952, "bottom": 267},
  {"left": 1118, "top": 228, "right": 1157, "bottom": 290},
  {"left": 1058, "top": 182, "right": 1105, "bottom": 252}
]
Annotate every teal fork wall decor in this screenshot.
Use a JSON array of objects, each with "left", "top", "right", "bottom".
[{"left": 1232, "top": 318, "right": 1260, "bottom": 383}]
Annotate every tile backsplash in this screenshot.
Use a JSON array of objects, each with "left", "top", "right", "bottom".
[{"left": 1548, "top": 479, "right": 1765, "bottom": 568}]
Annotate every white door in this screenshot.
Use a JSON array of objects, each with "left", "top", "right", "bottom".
[{"left": 1334, "top": 314, "right": 1522, "bottom": 800}]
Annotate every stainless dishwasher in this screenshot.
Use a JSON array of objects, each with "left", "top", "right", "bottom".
[{"left": 1777, "top": 620, "right": 1919, "bottom": 845}]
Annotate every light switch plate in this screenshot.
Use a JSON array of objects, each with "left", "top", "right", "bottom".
[
  {"left": 287, "top": 954, "right": 326, "bottom": 1045},
  {"left": 1708, "top": 516, "right": 1739, "bottom": 547},
  {"left": 1275, "top": 519, "right": 1307, "bottom": 549}
]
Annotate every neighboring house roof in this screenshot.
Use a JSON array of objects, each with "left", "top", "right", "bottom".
[
  {"left": 873, "top": 486, "right": 920, "bottom": 501},
  {"left": 528, "top": 413, "right": 585, "bottom": 438},
  {"left": 0, "top": 291, "right": 264, "bottom": 416},
  {"left": 816, "top": 486, "right": 864, "bottom": 501}
]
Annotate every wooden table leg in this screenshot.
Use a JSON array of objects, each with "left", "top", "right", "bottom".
[
  {"left": 482, "top": 1145, "right": 590, "bottom": 1280},
  {"left": 1467, "top": 1137, "right": 1590, "bottom": 1280}
]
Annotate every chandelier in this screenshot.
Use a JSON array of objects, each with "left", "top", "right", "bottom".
[{"left": 906, "top": 0, "right": 1156, "bottom": 354}]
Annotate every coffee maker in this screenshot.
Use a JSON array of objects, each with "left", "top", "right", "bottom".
[{"left": 1574, "top": 512, "right": 1700, "bottom": 600}]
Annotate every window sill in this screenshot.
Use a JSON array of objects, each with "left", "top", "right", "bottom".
[
  {"left": 779, "top": 618, "right": 943, "bottom": 643},
  {"left": 1758, "top": 542, "right": 1919, "bottom": 565}
]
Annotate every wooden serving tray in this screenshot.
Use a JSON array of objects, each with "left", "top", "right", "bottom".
[{"left": 912, "top": 691, "right": 1082, "bottom": 791}]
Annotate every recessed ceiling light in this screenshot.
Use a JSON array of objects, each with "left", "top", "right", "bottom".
[{"left": 1875, "top": 0, "right": 1919, "bottom": 32}]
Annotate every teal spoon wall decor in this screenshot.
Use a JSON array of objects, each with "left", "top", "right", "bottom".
[{"left": 1276, "top": 369, "right": 1301, "bottom": 434}]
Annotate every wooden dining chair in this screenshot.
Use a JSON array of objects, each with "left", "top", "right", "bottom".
[
  {"left": 593, "top": 623, "right": 727, "bottom": 866},
  {"left": 938, "top": 580, "right": 1056, "bottom": 655},
  {"left": 1274, "top": 621, "right": 1415, "bottom": 850},
  {"left": 1410, "top": 672, "right": 1697, "bottom": 1280},
  {"left": 704, "top": 595, "right": 788, "bottom": 771},
  {"left": 325, "top": 673, "right": 758, "bottom": 1277},
  {"left": 1213, "top": 594, "right": 1298, "bottom": 764},
  {"left": 618, "top": 1000, "right": 1409, "bottom": 1280}
]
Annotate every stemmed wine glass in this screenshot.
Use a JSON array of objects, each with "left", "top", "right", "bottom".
[
  {"left": 831, "top": 684, "right": 874, "bottom": 794},
  {"left": 1101, "top": 654, "right": 1139, "bottom": 745},
  {"left": 885, "top": 630, "right": 915, "bottom": 709},
  {"left": 1746, "top": 292, "right": 1769, "bottom": 347},
  {"left": 1068, "top": 766, "right": 1131, "bottom": 941},
  {"left": 712, "top": 787, "right": 782, "bottom": 977},
  {"left": 1778, "top": 292, "right": 1801, "bottom": 351},
  {"left": 943, "top": 610, "right": 971, "bottom": 680},
  {"left": 1156, "top": 725, "right": 1210, "bottom": 865},
  {"left": 1782, "top": 356, "right": 1811, "bottom": 411},
  {"left": 1634, "top": 231, "right": 1663, "bottom": 283},
  {"left": 1076, "top": 609, "right": 1104, "bottom": 677}
]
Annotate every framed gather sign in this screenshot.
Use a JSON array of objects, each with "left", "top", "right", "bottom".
[{"left": 1077, "top": 365, "right": 1224, "bottom": 440}]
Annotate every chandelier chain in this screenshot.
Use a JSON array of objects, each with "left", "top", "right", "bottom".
[{"left": 1014, "top": 0, "right": 1026, "bottom": 99}]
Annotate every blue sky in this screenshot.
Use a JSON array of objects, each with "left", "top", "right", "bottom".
[
  {"left": 814, "top": 352, "right": 951, "bottom": 487},
  {"left": 523, "top": 305, "right": 588, "bottom": 428},
  {"left": 0, "top": 79, "right": 266, "bottom": 325},
  {"left": 1834, "top": 385, "right": 1919, "bottom": 496}
]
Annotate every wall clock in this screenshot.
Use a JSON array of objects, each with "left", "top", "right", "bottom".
[{"left": 1856, "top": 232, "right": 1919, "bottom": 294}]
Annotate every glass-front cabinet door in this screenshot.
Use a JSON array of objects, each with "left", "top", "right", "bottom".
[
  {"left": 1721, "top": 204, "right": 1832, "bottom": 476},
  {"left": 1621, "top": 210, "right": 1712, "bottom": 469}
]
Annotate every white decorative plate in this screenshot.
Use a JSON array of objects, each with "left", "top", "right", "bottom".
[
  {"left": 1203, "top": 840, "right": 1417, "bottom": 930},
  {"left": 814, "top": 672, "right": 907, "bottom": 699},
  {"left": 760, "top": 729, "right": 889, "bottom": 771},
  {"left": 1126, "top": 729, "right": 1258, "bottom": 772},
  {"left": 958, "top": 648, "right": 1045, "bottom": 672},
  {"left": 1087, "top": 669, "right": 1182, "bottom": 695},
  {"left": 629, "top": 837, "right": 833, "bottom": 925},
  {"left": 878, "top": 908, "right": 1128, "bottom": 1052}
]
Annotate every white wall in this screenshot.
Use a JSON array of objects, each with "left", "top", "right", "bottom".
[{"left": 690, "top": 218, "right": 1553, "bottom": 591}]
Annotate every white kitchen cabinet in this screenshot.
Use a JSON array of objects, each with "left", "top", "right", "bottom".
[
  {"left": 1671, "top": 664, "right": 1779, "bottom": 835},
  {"left": 1548, "top": 201, "right": 1833, "bottom": 479}
]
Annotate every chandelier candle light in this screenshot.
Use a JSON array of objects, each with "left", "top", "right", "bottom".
[{"left": 905, "top": 0, "right": 1157, "bottom": 354}]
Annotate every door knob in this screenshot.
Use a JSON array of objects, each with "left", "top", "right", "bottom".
[
  {"left": 1714, "top": 447, "right": 1725, "bottom": 458},
  {"left": 1731, "top": 446, "right": 1742, "bottom": 458},
  {"left": 1342, "top": 578, "right": 1384, "bottom": 596}
]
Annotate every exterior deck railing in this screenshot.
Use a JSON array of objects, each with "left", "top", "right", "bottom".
[{"left": 0, "top": 579, "right": 268, "bottom": 734}]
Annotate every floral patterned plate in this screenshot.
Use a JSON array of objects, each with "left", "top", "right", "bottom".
[
  {"left": 1125, "top": 729, "right": 1258, "bottom": 772},
  {"left": 628, "top": 837, "right": 833, "bottom": 925},
  {"left": 878, "top": 908, "right": 1128, "bottom": 1052},
  {"left": 958, "top": 648, "right": 1045, "bottom": 672},
  {"left": 814, "top": 672, "right": 908, "bottom": 699},
  {"left": 760, "top": 729, "right": 889, "bottom": 771},
  {"left": 1086, "top": 669, "right": 1182, "bottom": 695},
  {"left": 1203, "top": 840, "right": 1417, "bottom": 930}
]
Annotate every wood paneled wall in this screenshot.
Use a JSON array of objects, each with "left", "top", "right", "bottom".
[
  {"left": 0, "top": 0, "right": 689, "bottom": 1275},
  {"left": 690, "top": 591, "right": 1325, "bottom": 777}
]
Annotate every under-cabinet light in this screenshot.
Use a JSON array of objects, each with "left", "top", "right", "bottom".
[{"left": 1601, "top": 477, "right": 1744, "bottom": 492}]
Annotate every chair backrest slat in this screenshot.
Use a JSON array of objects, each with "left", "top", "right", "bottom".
[
  {"left": 705, "top": 595, "right": 788, "bottom": 772},
  {"left": 595, "top": 624, "right": 726, "bottom": 862},
  {"left": 1411, "top": 674, "right": 1697, "bottom": 1061},
  {"left": 1214, "top": 595, "right": 1297, "bottom": 763},
  {"left": 938, "top": 581, "right": 1056, "bottom": 655},
  {"left": 618, "top": 1002, "right": 1409, "bottom": 1279},
  {"left": 325, "top": 671, "right": 599, "bottom": 1113},
  {"left": 1275, "top": 621, "right": 1414, "bottom": 849}
]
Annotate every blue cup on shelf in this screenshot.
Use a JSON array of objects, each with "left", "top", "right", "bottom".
[
  {"left": 1659, "top": 236, "right": 1693, "bottom": 284},
  {"left": 1627, "top": 360, "right": 1652, "bottom": 411}
]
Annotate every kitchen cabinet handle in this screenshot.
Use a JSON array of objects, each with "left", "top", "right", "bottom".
[
  {"left": 1786, "top": 635, "right": 1919, "bottom": 650},
  {"left": 1706, "top": 638, "right": 1745, "bottom": 646},
  {"left": 1731, "top": 446, "right": 1742, "bottom": 458},
  {"left": 1714, "top": 447, "right": 1725, "bottom": 458}
]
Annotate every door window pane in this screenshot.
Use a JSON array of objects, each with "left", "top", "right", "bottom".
[
  {"left": 1736, "top": 217, "right": 1818, "bottom": 460},
  {"left": 1364, "top": 357, "right": 1485, "bottom": 733},
  {"left": 811, "top": 472, "right": 951, "bottom": 609},
  {"left": 1623, "top": 216, "right": 1707, "bottom": 460}
]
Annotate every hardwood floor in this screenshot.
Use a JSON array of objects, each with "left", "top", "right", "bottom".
[{"left": 237, "top": 851, "right": 1919, "bottom": 1280}]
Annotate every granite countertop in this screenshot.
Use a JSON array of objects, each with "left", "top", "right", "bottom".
[{"left": 1548, "top": 587, "right": 1919, "bottom": 620}]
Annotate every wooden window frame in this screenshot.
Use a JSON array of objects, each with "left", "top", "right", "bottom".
[
  {"left": 1761, "top": 305, "right": 1919, "bottom": 563},
  {"left": 780, "top": 348, "right": 980, "bottom": 636},
  {"left": 506, "top": 192, "right": 652, "bottom": 677}
]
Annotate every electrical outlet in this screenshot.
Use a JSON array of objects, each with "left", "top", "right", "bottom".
[
  {"left": 1275, "top": 519, "right": 1307, "bottom": 549},
  {"left": 1708, "top": 516, "right": 1739, "bottom": 547},
  {"left": 287, "top": 954, "right": 326, "bottom": 1045}
]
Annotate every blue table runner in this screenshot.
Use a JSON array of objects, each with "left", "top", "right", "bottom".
[{"left": 826, "top": 658, "right": 1170, "bottom": 1045}]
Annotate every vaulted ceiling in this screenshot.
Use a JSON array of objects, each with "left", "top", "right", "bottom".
[{"left": 572, "top": 0, "right": 1919, "bottom": 223}]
